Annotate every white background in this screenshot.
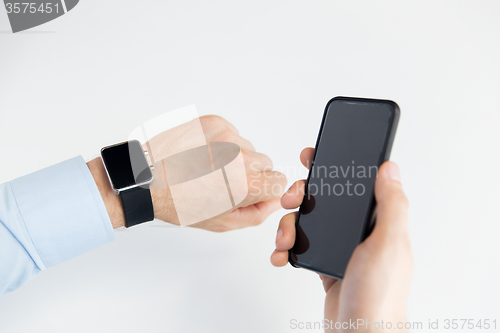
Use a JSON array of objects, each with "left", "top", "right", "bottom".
[{"left": 1, "top": 1, "right": 499, "bottom": 332}]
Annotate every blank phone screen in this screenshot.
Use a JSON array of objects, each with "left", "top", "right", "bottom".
[{"left": 291, "top": 99, "right": 396, "bottom": 278}]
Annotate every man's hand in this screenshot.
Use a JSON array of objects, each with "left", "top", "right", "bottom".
[
  {"left": 88, "top": 115, "right": 287, "bottom": 232},
  {"left": 271, "top": 148, "right": 412, "bottom": 332}
]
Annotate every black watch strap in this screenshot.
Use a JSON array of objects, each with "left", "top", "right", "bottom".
[{"left": 119, "top": 186, "right": 154, "bottom": 228}]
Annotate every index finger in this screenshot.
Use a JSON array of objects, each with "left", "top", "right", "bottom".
[{"left": 300, "top": 147, "right": 315, "bottom": 169}]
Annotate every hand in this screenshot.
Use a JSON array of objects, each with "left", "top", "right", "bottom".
[
  {"left": 89, "top": 115, "right": 287, "bottom": 231},
  {"left": 271, "top": 148, "right": 412, "bottom": 332}
]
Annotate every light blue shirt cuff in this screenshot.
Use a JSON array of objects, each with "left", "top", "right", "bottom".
[{"left": 8, "top": 156, "right": 115, "bottom": 270}]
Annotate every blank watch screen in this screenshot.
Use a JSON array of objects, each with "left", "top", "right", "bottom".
[{"left": 101, "top": 140, "right": 153, "bottom": 190}]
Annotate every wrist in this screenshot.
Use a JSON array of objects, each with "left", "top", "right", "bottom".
[
  {"left": 150, "top": 178, "right": 177, "bottom": 224},
  {"left": 87, "top": 157, "right": 176, "bottom": 227},
  {"left": 87, "top": 157, "right": 126, "bottom": 228}
]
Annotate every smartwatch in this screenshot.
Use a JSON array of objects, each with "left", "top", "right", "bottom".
[{"left": 101, "top": 140, "right": 155, "bottom": 228}]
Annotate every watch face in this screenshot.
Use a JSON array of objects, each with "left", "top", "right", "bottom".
[{"left": 101, "top": 140, "right": 153, "bottom": 191}]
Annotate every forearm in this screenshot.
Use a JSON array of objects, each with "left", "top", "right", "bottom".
[
  {"left": 1, "top": 156, "right": 116, "bottom": 295},
  {"left": 0, "top": 183, "right": 41, "bottom": 295}
]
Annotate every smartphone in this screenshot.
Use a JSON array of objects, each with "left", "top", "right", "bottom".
[{"left": 289, "top": 96, "right": 400, "bottom": 279}]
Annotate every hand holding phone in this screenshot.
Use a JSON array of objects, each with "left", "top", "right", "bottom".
[
  {"left": 290, "top": 97, "right": 400, "bottom": 278},
  {"left": 271, "top": 97, "right": 412, "bottom": 330},
  {"left": 271, "top": 151, "right": 412, "bottom": 331}
]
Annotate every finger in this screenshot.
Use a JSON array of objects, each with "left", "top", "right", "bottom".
[
  {"left": 276, "top": 212, "right": 297, "bottom": 251},
  {"left": 300, "top": 148, "right": 315, "bottom": 169},
  {"left": 373, "top": 162, "right": 409, "bottom": 238},
  {"left": 234, "top": 135, "right": 256, "bottom": 152},
  {"left": 281, "top": 180, "right": 306, "bottom": 209},
  {"left": 201, "top": 115, "right": 255, "bottom": 152},
  {"left": 216, "top": 118, "right": 256, "bottom": 152},
  {"left": 270, "top": 249, "right": 289, "bottom": 267},
  {"left": 243, "top": 150, "right": 273, "bottom": 172},
  {"left": 230, "top": 198, "right": 281, "bottom": 228},
  {"left": 210, "top": 135, "right": 255, "bottom": 153},
  {"left": 320, "top": 274, "right": 340, "bottom": 294},
  {"left": 221, "top": 117, "right": 240, "bottom": 135},
  {"left": 201, "top": 114, "right": 240, "bottom": 135},
  {"left": 246, "top": 171, "right": 288, "bottom": 204},
  {"left": 192, "top": 198, "right": 281, "bottom": 232}
]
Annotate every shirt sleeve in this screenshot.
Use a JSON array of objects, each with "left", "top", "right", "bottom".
[{"left": 0, "top": 156, "right": 115, "bottom": 295}]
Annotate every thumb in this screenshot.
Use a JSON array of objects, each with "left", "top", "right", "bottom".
[{"left": 372, "top": 162, "right": 409, "bottom": 239}]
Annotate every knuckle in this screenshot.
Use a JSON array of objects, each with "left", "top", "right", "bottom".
[
  {"left": 201, "top": 114, "right": 226, "bottom": 129},
  {"left": 241, "top": 149, "right": 253, "bottom": 164},
  {"left": 203, "top": 114, "right": 224, "bottom": 124},
  {"left": 256, "top": 153, "right": 273, "bottom": 169},
  {"left": 215, "top": 128, "right": 236, "bottom": 142}
]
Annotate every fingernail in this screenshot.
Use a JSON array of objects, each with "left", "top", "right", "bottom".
[
  {"left": 276, "top": 229, "right": 284, "bottom": 244},
  {"left": 386, "top": 163, "right": 401, "bottom": 182}
]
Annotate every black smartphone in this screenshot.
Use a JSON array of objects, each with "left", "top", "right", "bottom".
[{"left": 289, "top": 96, "right": 400, "bottom": 279}]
